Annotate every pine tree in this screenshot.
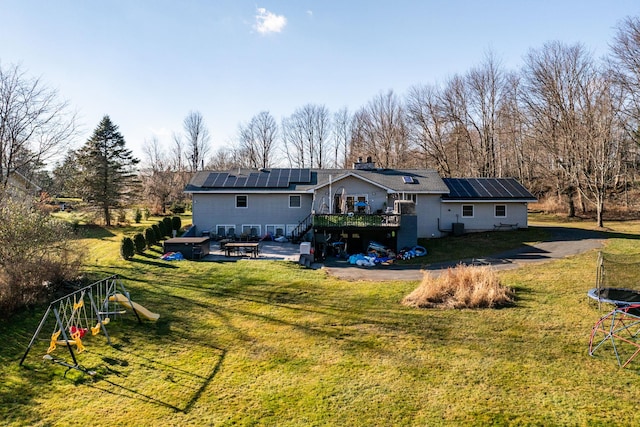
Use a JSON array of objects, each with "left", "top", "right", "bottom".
[{"left": 76, "top": 116, "right": 139, "bottom": 226}]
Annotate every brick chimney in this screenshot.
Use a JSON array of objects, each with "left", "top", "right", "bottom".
[{"left": 353, "top": 156, "right": 376, "bottom": 170}]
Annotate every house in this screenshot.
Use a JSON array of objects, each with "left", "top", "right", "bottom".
[
  {"left": 3, "top": 170, "right": 42, "bottom": 199},
  {"left": 184, "top": 159, "right": 536, "bottom": 254}
]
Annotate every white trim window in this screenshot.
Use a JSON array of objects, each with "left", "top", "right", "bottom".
[
  {"left": 236, "top": 195, "right": 248, "bottom": 208},
  {"left": 285, "top": 224, "right": 297, "bottom": 238},
  {"left": 494, "top": 204, "right": 507, "bottom": 218},
  {"left": 266, "top": 224, "right": 285, "bottom": 237},
  {"left": 462, "top": 204, "right": 474, "bottom": 218},
  {"left": 401, "top": 193, "right": 417, "bottom": 204},
  {"left": 289, "top": 195, "right": 301, "bottom": 208},
  {"left": 346, "top": 195, "right": 368, "bottom": 213},
  {"left": 241, "top": 225, "right": 261, "bottom": 238},
  {"left": 217, "top": 225, "right": 236, "bottom": 238}
]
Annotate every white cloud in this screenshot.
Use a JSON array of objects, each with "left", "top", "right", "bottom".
[
  {"left": 307, "top": 10, "right": 313, "bottom": 17},
  {"left": 254, "top": 7, "right": 287, "bottom": 34}
]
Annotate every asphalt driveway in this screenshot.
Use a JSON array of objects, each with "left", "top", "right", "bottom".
[{"left": 322, "top": 226, "right": 607, "bottom": 281}]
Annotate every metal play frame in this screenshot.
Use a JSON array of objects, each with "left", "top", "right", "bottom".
[
  {"left": 19, "top": 275, "right": 143, "bottom": 376},
  {"left": 588, "top": 252, "right": 640, "bottom": 367},
  {"left": 589, "top": 303, "right": 640, "bottom": 368}
]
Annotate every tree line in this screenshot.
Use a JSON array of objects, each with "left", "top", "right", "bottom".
[
  {"left": 195, "top": 17, "right": 640, "bottom": 227},
  {"left": 3, "top": 17, "right": 640, "bottom": 228}
]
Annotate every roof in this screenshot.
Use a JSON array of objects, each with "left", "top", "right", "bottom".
[
  {"left": 441, "top": 178, "right": 537, "bottom": 202},
  {"left": 185, "top": 168, "right": 450, "bottom": 194}
]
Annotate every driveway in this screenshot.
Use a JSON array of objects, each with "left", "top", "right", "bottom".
[{"left": 322, "top": 226, "right": 607, "bottom": 281}]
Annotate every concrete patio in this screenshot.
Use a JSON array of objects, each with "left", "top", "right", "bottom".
[{"left": 202, "top": 240, "right": 302, "bottom": 262}]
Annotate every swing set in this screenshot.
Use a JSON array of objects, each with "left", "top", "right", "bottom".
[{"left": 20, "top": 275, "right": 159, "bottom": 376}]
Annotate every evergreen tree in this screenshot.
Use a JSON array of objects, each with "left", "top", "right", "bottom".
[{"left": 76, "top": 116, "right": 139, "bottom": 226}]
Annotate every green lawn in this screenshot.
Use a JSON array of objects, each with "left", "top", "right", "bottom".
[{"left": 2, "top": 218, "right": 640, "bottom": 425}]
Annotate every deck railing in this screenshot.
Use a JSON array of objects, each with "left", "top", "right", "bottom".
[{"left": 312, "top": 213, "right": 400, "bottom": 228}]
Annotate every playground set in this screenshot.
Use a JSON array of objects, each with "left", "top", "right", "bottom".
[
  {"left": 20, "top": 275, "right": 159, "bottom": 376},
  {"left": 588, "top": 252, "right": 640, "bottom": 368}
]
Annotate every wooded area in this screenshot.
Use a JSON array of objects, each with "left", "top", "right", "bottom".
[
  {"left": 3, "top": 18, "right": 640, "bottom": 227},
  {"left": 207, "top": 17, "right": 640, "bottom": 226}
]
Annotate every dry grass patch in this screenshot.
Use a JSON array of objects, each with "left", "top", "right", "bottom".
[{"left": 402, "top": 264, "right": 514, "bottom": 309}]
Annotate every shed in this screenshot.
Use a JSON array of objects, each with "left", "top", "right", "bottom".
[{"left": 163, "top": 237, "right": 210, "bottom": 259}]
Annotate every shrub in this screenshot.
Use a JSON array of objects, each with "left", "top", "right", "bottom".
[
  {"left": 116, "top": 209, "right": 127, "bottom": 224},
  {"left": 171, "top": 216, "right": 182, "bottom": 234},
  {"left": 144, "top": 227, "right": 156, "bottom": 247},
  {"left": 158, "top": 220, "right": 167, "bottom": 238},
  {"left": 133, "top": 233, "right": 146, "bottom": 254},
  {"left": 162, "top": 217, "right": 173, "bottom": 236},
  {"left": 143, "top": 207, "right": 151, "bottom": 220},
  {"left": 402, "top": 265, "right": 514, "bottom": 309},
  {"left": 169, "top": 202, "right": 186, "bottom": 214},
  {"left": 134, "top": 208, "right": 142, "bottom": 223},
  {"left": 0, "top": 198, "right": 84, "bottom": 317},
  {"left": 152, "top": 224, "right": 162, "bottom": 242},
  {"left": 120, "top": 236, "right": 135, "bottom": 260}
]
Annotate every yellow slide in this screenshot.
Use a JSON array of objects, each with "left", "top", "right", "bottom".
[{"left": 108, "top": 293, "right": 160, "bottom": 321}]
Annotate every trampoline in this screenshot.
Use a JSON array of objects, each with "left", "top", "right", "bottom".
[{"left": 588, "top": 287, "right": 640, "bottom": 368}]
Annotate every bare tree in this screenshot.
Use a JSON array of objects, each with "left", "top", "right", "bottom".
[
  {"left": 521, "top": 42, "right": 594, "bottom": 216},
  {"left": 206, "top": 146, "right": 246, "bottom": 170},
  {"left": 610, "top": 16, "right": 640, "bottom": 132},
  {"left": 353, "top": 90, "right": 409, "bottom": 168},
  {"left": 0, "top": 63, "right": 76, "bottom": 198},
  {"left": 282, "top": 104, "right": 332, "bottom": 168},
  {"left": 465, "top": 52, "right": 506, "bottom": 177},
  {"left": 238, "top": 111, "right": 278, "bottom": 168},
  {"left": 333, "top": 107, "right": 352, "bottom": 168},
  {"left": 140, "top": 137, "right": 187, "bottom": 214},
  {"left": 406, "top": 84, "right": 456, "bottom": 175},
  {"left": 576, "top": 71, "right": 627, "bottom": 227},
  {"left": 182, "top": 111, "right": 211, "bottom": 172}
]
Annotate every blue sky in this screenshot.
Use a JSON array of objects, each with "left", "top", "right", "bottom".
[{"left": 1, "top": 1, "right": 639, "bottom": 163}]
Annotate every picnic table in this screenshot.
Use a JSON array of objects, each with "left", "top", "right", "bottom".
[{"left": 223, "top": 242, "right": 260, "bottom": 258}]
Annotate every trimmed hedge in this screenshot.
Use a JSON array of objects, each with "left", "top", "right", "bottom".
[{"left": 120, "top": 236, "right": 135, "bottom": 260}]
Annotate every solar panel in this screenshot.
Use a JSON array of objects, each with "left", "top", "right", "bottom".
[
  {"left": 470, "top": 179, "right": 491, "bottom": 198},
  {"left": 235, "top": 176, "right": 247, "bottom": 187},
  {"left": 212, "top": 173, "right": 228, "bottom": 187},
  {"left": 444, "top": 178, "right": 535, "bottom": 199},
  {"left": 289, "top": 169, "right": 300, "bottom": 182},
  {"left": 300, "top": 168, "right": 311, "bottom": 183},
  {"left": 277, "top": 175, "right": 289, "bottom": 187},
  {"left": 502, "top": 178, "right": 532, "bottom": 198},
  {"left": 203, "top": 173, "right": 218, "bottom": 187},
  {"left": 256, "top": 173, "right": 269, "bottom": 187},
  {"left": 266, "top": 172, "right": 280, "bottom": 187},
  {"left": 245, "top": 173, "right": 259, "bottom": 187},
  {"left": 223, "top": 175, "right": 237, "bottom": 187},
  {"left": 481, "top": 179, "right": 503, "bottom": 198}
]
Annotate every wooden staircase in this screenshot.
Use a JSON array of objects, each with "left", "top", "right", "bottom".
[{"left": 291, "top": 214, "right": 313, "bottom": 243}]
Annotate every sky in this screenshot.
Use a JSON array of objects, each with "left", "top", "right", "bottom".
[{"left": 1, "top": 0, "right": 640, "bottom": 165}]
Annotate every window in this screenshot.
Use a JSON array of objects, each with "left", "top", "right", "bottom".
[
  {"left": 217, "top": 225, "right": 236, "bottom": 238},
  {"left": 266, "top": 224, "right": 285, "bottom": 237},
  {"left": 289, "top": 195, "right": 301, "bottom": 208},
  {"left": 401, "top": 193, "right": 417, "bottom": 203},
  {"left": 241, "top": 225, "right": 261, "bottom": 238},
  {"left": 346, "top": 195, "right": 368, "bottom": 213},
  {"left": 462, "top": 205, "right": 474, "bottom": 218},
  {"left": 236, "top": 195, "right": 248, "bottom": 208},
  {"left": 495, "top": 205, "right": 506, "bottom": 218}
]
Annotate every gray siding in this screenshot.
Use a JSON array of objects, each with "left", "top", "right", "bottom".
[
  {"left": 439, "top": 201, "right": 529, "bottom": 233},
  {"left": 192, "top": 192, "right": 313, "bottom": 237},
  {"left": 314, "top": 176, "right": 389, "bottom": 213},
  {"left": 414, "top": 194, "right": 445, "bottom": 238}
]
